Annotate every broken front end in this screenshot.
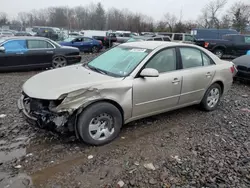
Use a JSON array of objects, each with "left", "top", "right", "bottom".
[{"left": 17, "top": 92, "right": 76, "bottom": 133}]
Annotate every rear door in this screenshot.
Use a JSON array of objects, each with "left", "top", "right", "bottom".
[
  {"left": 0, "top": 39, "right": 28, "bottom": 69},
  {"left": 83, "top": 38, "right": 94, "bottom": 51},
  {"left": 177, "top": 47, "right": 216, "bottom": 105},
  {"left": 26, "top": 39, "right": 55, "bottom": 68}
]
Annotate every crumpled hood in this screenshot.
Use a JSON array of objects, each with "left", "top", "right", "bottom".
[{"left": 23, "top": 65, "right": 122, "bottom": 100}]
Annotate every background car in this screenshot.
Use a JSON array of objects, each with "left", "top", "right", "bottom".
[
  {"left": 0, "top": 37, "right": 81, "bottom": 71},
  {"left": 15, "top": 31, "right": 32, "bottom": 36},
  {"left": 36, "top": 27, "right": 59, "bottom": 41},
  {"left": 127, "top": 35, "right": 171, "bottom": 42},
  {"left": 233, "top": 55, "right": 250, "bottom": 81},
  {"left": 59, "top": 36, "right": 103, "bottom": 53},
  {"left": 18, "top": 41, "right": 235, "bottom": 146},
  {"left": 0, "top": 31, "right": 14, "bottom": 37}
]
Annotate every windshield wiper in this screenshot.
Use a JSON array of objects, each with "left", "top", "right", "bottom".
[{"left": 85, "top": 64, "right": 107, "bottom": 75}]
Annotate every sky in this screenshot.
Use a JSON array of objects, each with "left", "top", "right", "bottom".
[{"left": 0, "top": 0, "right": 249, "bottom": 21}]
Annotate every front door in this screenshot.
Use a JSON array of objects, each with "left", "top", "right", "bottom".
[
  {"left": 132, "top": 48, "right": 182, "bottom": 118},
  {"left": 178, "top": 47, "right": 216, "bottom": 105},
  {"left": 26, "top": 39, "right": 55, "bottom": 68},
  {"left": 71, "top": 37, "right": 84, "bottom": 51},
  {"left": 0, "top": 39, "right": 28, "bottom": 70}
]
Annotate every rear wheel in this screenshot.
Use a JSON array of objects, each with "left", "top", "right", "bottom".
[
  {"left": 92, "top": 46, "right": 99, "bottom": 53},
  {"left": 200, "top": 83, "right": 222, "bottom": 111},
  {"left": 213, "top": 49, "right": 224, "bottom": 59},
  {"left": 52, "top": 56, "right": 67, "bottom": 68},
  {"left": 77, "top": 102, "right": 122, "bottom": 146}
]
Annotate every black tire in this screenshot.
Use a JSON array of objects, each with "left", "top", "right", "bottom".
[
  {"left": 52, "top": 56, "right": 67, "bottom": 69},
  {"left": 91, "top": 46, "right": 99, "bottom": 53},
  {"left": 200, "top": 83, "right": 222, "bottom": 111},
  {"left": 77, "top": 102, "right": 122, "bottom": 146},
  {"left": 213, "top": 49, "right": 224, "bottom": 59}
]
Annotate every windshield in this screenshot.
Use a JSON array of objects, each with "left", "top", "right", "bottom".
[
  {"left": 127, "top": 38, "right": 144, "bottom": 42},
  {"left": 87, "top": 46, "right": 151, "bottom": 77},
  {"left": 63, "top": 37, "right": 75, "bottom": 42}
]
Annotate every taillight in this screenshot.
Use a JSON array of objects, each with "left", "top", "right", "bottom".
[
  {"left": 230, "top": 66, "right": 235, "bottom": 74},
  {"left": 104, "top": 37, "right": 107, "bottom": 41},
  {"left": 204, "top": 42, "right": 209, "bottom": 48},
  {"left": 230, "top": 64, "right": 237, "bottom": 75}
]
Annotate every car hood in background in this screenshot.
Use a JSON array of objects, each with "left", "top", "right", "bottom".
[{"left": 22, "top": 65, "right": 122, "bottom": 100}]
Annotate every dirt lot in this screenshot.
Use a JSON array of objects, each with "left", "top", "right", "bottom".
[{"left": 0, "top": 55, "right": 250, "bottom": 188}]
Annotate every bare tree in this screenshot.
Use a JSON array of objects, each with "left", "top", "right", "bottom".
[
  {"left": 198, "top": 0, "right": 227, "bottom": 28},
  {"left": 0, "top": 12, "right": 8, "bottom": 26},
  {"left": 230, "top": 2, "right": 250, "bottom": 32},
  {"left": 220, "top": 14, "right": 231, "bottom": 28},
  {"left": 164, "top": 13, "right": 177, "bottom": 32}
]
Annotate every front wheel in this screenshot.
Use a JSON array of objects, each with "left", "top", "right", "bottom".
[
  {"left": 77, "top": 102, "right": 122, "bottom": 146},
  {"left": 200, "top": 83, "right": 222, "bottom": 111}
]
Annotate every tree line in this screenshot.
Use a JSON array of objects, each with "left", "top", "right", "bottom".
[{"left": 0, "top": 0, "right": 249, "bottom": 33}]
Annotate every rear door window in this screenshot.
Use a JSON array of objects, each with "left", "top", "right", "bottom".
[
  {"left": 163, "top": 37, "right": 171, "bottom": 41},
  {"left": 3, "top": 40, "right": 28, "bottom": 53},
  {"left": 154, "top": 38, "right": 163, "bottom": 41},
  {"left": 184, "top": 35, "right": 194, "bottom": 42},
  {"left": 180, "top": 47, "right": 203, "bottom": 69},
  {"left": 27, "top": 40, "right": 54, "bottom": 49},
  {"left": 84, "top": 38, "right": 93, "bottom": 42},
  {"left": 244, "top": 36, "right": 250, "bottom": 44},
  {"left": 173, "top": 34, "right": 183, "bottom": 41}
]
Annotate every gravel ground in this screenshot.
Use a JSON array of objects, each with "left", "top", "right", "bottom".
[{"left": 0, "top": 54, "right": 250, "bottom": 188}]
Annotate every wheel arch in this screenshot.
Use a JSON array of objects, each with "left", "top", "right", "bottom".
[
  {"left": 210, "top": 80, "right": 224, "bottom": 94},
  {"left": 77, "top": 99, "right": 125, "bottom": 124}
]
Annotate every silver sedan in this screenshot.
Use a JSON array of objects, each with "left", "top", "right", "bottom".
[{"left": 18, "top": 41, "right": 236, "bottom": 145}]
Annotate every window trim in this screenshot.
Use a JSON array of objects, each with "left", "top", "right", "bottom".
[
  {"left": 1, "top": 39, "right": 28, "bottom": 51},
  {"left": 135, "top": 47, "right": 180, "bottom": 77},
  {"left": 27, "top": 39, "right": 56, "bottom": 50},
  {"left": 177, "top": 46, "right": 216, "bottom": 70}
]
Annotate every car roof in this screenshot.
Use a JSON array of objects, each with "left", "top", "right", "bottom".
[
  {"left": 0, "top": 36, "right": 51, "bottom": 41},
  {"left": 120, "top": 41, "right": 191, "bottom": 50}
]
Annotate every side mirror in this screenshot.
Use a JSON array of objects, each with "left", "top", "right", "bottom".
[
  {"left": 0, "top": 46, "right": 5, "bottom": 52},
  {"left": 140, "top": 68, "right": 159, "bottom": 77}
]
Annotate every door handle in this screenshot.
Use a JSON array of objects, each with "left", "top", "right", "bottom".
[
  {"left": 172, "top": 78, "right": 180, "bottom": 84},
  {"left": 16, "top": 52, "right": 24, "bottom": 55},
  {"left": 46, "top": 51, "right": 54, "bottom": 54}
]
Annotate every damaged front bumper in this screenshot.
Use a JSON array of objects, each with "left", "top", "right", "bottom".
[{"left": 17, "top": 93, "right": 73, "bottom": 132}]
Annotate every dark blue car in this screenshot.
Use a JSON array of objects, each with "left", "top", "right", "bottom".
[{"left": 59, "top": 36, "right": 103, "bottom": 53}]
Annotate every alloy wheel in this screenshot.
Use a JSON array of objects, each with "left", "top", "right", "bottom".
[
  {"left": 207, "top": 88, "right": 220, "bottom": 108},
  {"left": 52, "top": 56, "right": 67, "bottom": 68},
  {"left": 88, "top": 113, "right": 114, "bottom": 141}
]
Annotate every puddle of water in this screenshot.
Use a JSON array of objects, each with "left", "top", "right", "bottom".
[{"left": 31, "top": 155, "right": 87, "bottom": 186}]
